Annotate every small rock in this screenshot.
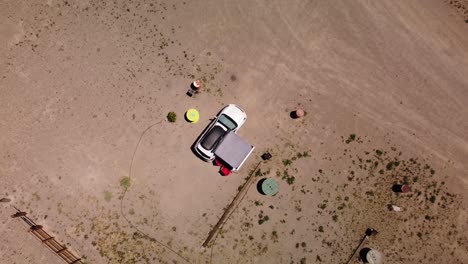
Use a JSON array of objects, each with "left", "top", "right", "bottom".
[{"left": 388, "top": 204, "right": 402, "bottom": 211}]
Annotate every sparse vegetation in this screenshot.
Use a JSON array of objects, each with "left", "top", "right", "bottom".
[
  {"left": 280, "top": 169, "right": 296, "bottom": 185},
  {"left": 386, "top": 161, "right": 395, "bottom": 170},
  {"left": 120, "top": 176, "right": 131, "bottom": 189},
  {"left": 270, "top": 231, "right": 279, "bottom": 242},
  {"left": 403, "top": 176, "right": 409, "bottom": 184},
  {"left": 297, "top": 151, "right": 310, "bottom": 158},
  {"left": 32, "top": 192, "right": 41, "bottom": 201},
  {"left": 345, "top": 134, "right": 356, "bottom": 144},
  {"left": 255, "top": 169, "right": 263, "bottom": 176},
  {"left": 258, "top": 215, "right": 270, "bottom": 225},
  {"left": 286, "top": 176, "right": 295, "bottom": 185},
  {"left": 258, "top": 211, "right": 270, "bottom": 225},
  {"left": 104, "top": 191, "right": 112, "bottom": 201},
  {"left": 282, "top": 159, "right": 293, "bottom": 166},
  {"left": 167, "top": 111, "right": 177, "bottom": 122}
]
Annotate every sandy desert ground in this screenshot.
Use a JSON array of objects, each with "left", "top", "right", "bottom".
[{"left": 1, "top": 0, "right": 468, "bottom": 263}]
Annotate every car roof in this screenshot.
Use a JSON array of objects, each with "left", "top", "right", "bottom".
[{"left": 201, "top": 126, "right": 226, "bottom": 150}]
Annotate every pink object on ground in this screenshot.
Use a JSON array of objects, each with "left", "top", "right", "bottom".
[
  {"left": 295, "top": 109, "right": 305, "bottom": 118},
  {"left": 220, "top": 166, "right": 231, "bottom": 176},
  {"left": 401, "top": 185, "right": 410, "bottom": 193}
]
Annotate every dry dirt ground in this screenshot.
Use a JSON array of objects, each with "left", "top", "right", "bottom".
[{"left": 1, "top": 0, "right": 468, "bottom": 264}]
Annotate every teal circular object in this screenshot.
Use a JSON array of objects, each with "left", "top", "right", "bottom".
[{"left": 261, "top": 178, "right": 279, "bottom": 196}]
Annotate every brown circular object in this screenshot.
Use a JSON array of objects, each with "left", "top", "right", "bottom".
[
  {"left": 401, "top": 185, "right": 410, "bottom": 193},
  {"left": 295, "top": 109, "right": 305, "bottom": 118}
]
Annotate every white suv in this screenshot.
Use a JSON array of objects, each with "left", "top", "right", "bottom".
[{"left": 193, "top": 104, "right": 247, "bottom": 161}]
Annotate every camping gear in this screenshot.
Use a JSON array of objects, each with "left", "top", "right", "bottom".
[
  {"left": 261, "top": 152, "right": 272, "bottom": 160},
  {"left": 345, "top": 228, "right": 379, "bottom": 264},
  {"left": 291, "top": 109, "right": 305, "bottom": 119},
  {"left": 295, "top": 109, "right": 305, "bottom": 118},
  {"left": 186, "top": 109, "right": 200, "bottom": 123},
  {"left": 214, "top": 131, "right": 254, "bottom": 172},
  {"left": 360, "top": 248, "right": 383, "bottom": 264},
  {"left": 365, "top": 228, "right": 378, "bottom": 236},
  {"left": 220, "top": 167, "right": 231, "bottom": 176},
  {"left": 186, "top": 88, "right": 196, "bottom": 97},
  {"left": 260, "top": 178, "right": 279, "bottom": 196},
  {"left": 392, "top": 184, "right": 410, "bottom": 193},
  {"left": 187, "top": 80, "right": 202, "bottom": 97},
  {"left": 214, "top": 158, "right": 231, "bottom": 176},
  {"left": 214, "top": 159, "right": 222, "bottom": 167}
]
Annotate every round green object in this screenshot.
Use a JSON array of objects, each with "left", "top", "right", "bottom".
[{"left": 261, "top": 178, "right": 279, "bottom": 196}]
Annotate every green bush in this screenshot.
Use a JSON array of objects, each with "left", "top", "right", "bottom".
[
  {"left": 167, "top": 112, "right": 177, "bottom": 122},
  {"left": 120, "top": 176, "right": 131, "bottom": 189}
]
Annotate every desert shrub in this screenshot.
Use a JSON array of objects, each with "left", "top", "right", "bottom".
[
  {"left": 104, "top": 191, "right": 112, "bottom": 201},
  {"left": 120, "top": 176, "right": 131, "bottom": 189},
  {"left": 167, "top": 112, "right": 177, "bottom": 122}
]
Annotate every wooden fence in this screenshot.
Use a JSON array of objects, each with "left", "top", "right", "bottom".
[{"left": 12, "top": 207, "right": 84, "bottom": 264}]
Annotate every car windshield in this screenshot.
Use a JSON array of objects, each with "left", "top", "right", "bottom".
[
  {"left": 201, "top": 126, "right": 226, "bottom": 150},
  {"left": 218, "top": 114, "right": 237, "bottom": 131}
]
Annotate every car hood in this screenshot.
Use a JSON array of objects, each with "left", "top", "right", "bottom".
[{"left": 223, "top": 105, "right": 246, "bottom": 126}]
